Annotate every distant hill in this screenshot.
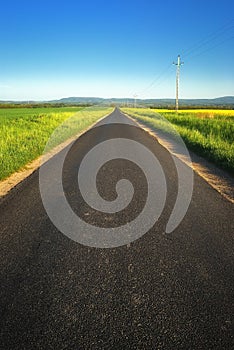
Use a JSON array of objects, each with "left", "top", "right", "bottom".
[
  {"left": 1, "top": 96, "right": 234, "bottom": 108},
  {"left": 49, "top": 96, "right": 234, "bottom": 107},
  {"left": 50, "top": 97, "right": 105, "bottom": 104}
]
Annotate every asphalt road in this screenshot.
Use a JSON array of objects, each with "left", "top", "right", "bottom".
[{"left": 0, "top": 108, "right": 233, "bottom": 349}]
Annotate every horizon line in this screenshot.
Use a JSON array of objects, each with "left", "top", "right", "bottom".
[{"left": 1, "top": 95, "right": 234, "bottom": 102}]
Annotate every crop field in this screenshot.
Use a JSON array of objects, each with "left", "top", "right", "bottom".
[
  {"left": 0, "top": 106, "right": 112, "bottom": 181},
  {"left": 122, "top": 108, "right": 234, "bottom": 173}
]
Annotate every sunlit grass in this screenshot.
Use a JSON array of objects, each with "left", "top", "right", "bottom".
[
  {"left": 122, "top": 108, "right": 234, "bottom": 173},
  {"left": 0, "top": 106, "right": 112, "bottom": 180}
]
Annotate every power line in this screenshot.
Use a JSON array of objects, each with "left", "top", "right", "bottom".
[
  {"left": 130, "top": 19, "right": 233, "bottom": 102},
  {"left": 129, "top": 62, "right": 173, "bottom": 104},
  {"left": 182, "top": 20, "right": 234, "bottom": 59},
  {"left": 138, "top": 63, "right": 172, "bottom": 96},
  {"left": 185, "top": 35, "right": 234, "bottom": 61}
]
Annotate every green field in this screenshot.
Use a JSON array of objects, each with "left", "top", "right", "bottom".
[
  {"left": 122, "top": 108, "right": 234, "bottom": 173},
  {"left": 0, "top": 106, "right": 112, "bottom": 181}
]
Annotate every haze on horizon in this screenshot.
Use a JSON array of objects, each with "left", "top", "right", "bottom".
[{"left": 0, "top": 0, "right": 233, "bottom": 101}]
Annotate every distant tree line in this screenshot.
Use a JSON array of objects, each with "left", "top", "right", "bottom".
[
  {"left": 0, "top": 102, "right": 233, "bottom": 110},
  {"left": 148, "top": 104, "right": 234, "bottom": 110},
  {"left": 0, "top": 103, "right": 95, "bottom": 109}
]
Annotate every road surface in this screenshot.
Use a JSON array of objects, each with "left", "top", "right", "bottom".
[{"left": 0, "top": 108, "right": 233, "bottom": 349}]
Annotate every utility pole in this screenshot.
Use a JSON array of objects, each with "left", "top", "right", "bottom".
[
  {"left": 133, "top": 94, "right": 138, "bottom": 108},
  {"left": 173, "top": 55, "right": 184, "bottom": 112}
]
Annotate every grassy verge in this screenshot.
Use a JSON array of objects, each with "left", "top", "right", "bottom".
[
  {"left": 0, "top": 106, "right": 112, "bottom": 181},
  {"left": 122, "top": 108, "right": 234, "bottom": 173}
]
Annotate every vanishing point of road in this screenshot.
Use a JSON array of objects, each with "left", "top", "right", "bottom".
[{"left": 0, "top": 109, "right": 233, "bottom": 349}]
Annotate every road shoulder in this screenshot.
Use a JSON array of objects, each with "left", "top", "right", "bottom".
[{"left": 124, "top": 112, "right": 234, "bottom": 204}]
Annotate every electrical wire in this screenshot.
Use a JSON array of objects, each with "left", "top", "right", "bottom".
[
  {"left": 187, "top": 35, "right": 234, "bottom": 61},
  {"left": 138, "top": 63, "right": 172, "bottom": 94},
  {"left": 140, "top": 67, "right": 175, "bottom": 98},
  {"left": 182, "top": 19, "right": 234, "bottom": 59},
  {"left": 131, "top": 19, "right": 234, "bottom": 100}
]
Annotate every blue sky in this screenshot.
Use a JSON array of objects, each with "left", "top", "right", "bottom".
[{"left": 0, "top": 0, "right": 233, "bottom": 100}]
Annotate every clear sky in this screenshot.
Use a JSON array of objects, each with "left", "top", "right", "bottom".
[{"left": 0, "top": 0, "right": 233, "bottom": 100}]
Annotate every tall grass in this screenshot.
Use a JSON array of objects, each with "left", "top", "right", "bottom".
[
  {"left": 122, "top": 108, "right": 234, "bottom": 173},
  {"left": 0, "top": 106, "right": 112, "bottom": 180}
]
